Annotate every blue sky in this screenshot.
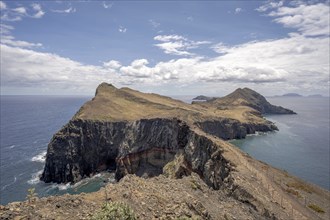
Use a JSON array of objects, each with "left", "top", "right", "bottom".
[{"left": 1, "top": 1, "right": 329, "bottom": 96}]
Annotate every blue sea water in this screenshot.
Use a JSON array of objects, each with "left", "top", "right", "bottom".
[
  {"left": 231, "top": 97, "right": 330, "bottom": 190},
  {"left": 0, "top": 95, "right": 329, "bottom": 205},
  {"left": 0, "top": 96, "right": 115, "bottom": 205}
]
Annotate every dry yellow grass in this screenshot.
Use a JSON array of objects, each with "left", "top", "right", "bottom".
[{"left": 74, "top": 83, "right": 267, "bottom": 125}]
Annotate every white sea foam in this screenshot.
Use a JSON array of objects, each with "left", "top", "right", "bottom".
[
  {"left": 31, "top": 151, "right": 47, "bottom": 163},
  {"left": 58, "top": 183, "right": 71, "bottom": 191},
  {"left": 27, "top": 170, "right": 43, "bottom": 185}
]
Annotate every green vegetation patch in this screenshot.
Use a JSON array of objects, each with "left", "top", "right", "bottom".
[
  {"left": 190, "top": 179, "right": 202, "bottom": 191},
  {"left": 308, "top": 204, "right": 325, "bottom": 213},
  {"left": 286, "top": 181, "right": 313, "bottom": 193},
  {"left": 91, "top": 201, "right": 136, "bottom": 220}
]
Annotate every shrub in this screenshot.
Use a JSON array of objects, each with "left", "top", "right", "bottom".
[
  {"left": 91, "top": 201, "right": 136, "bottom": 220},
  {"left": 308, "top": 204, "right": 325, "bottom": 213},
  {"left": 26, "top": 188, "right": 37, "bottom": 202}
]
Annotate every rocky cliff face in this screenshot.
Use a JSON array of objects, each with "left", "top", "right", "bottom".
[
  {"left": 195, "top": 118, "right": 278, "bottom": 140},
  {"left": 41, "top": 83, "right": 295, "bottom": 187},
  {"left": 41, "top": 118, "right": 233, "bottom": 189}
]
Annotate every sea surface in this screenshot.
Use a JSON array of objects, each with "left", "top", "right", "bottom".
[
  {"left": 0, "top": 96, "right": 115, "bottom": 205},
  {"left": 231, "top": 97, "right": 330, "bottom": 190},
  {"left": 0, "top": 95, "right": 329, "bottom": 205}
]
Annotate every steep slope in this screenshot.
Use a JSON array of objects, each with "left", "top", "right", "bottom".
[
  {"left": 42, "top": 83, "right": 284, "bottom": 184},
  {"left": 3, "top": 82, "right": 329, "bottom": 220},
  {"left": 208, "top": 88, "right": 296, "bottom": 114}
]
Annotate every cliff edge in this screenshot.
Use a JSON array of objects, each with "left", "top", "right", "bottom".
[{"left": 4, "top": 83, "right": 329, "bottom": 220}]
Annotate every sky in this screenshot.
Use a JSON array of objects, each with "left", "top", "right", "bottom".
[{"left": 0, "top": 1, "right": 329, "bottom": 96}]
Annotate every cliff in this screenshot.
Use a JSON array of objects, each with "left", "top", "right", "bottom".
[
  {"left": 2, "top": 82, "right": 329, "bottom": 219},
  {"left": 41, "top": 83, "right": 283, "bottom": 184}
]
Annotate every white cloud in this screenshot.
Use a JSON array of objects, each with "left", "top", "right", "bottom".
[
  {"left": 102, "top": 2, "right": 113, "bottom": 9},
  {"left": 1, "top": 35, "right": 42, "bottom": 48},
  {"left": 31, "top": 3, "right": 41, "bottom": 11},
  {"left": 31, "top": 3, "right": 45, "bottom": 18},
  {"left": 256, "top": 1, "right": 284, "bottom": 12},
  {"left": 1, "top": 2, "right": 45, "bottom": 21},
  {"left": 0, "top": 24, "right": 42, "bottom": 48},
  {"left": 154, "top": 35, "right": 186, "bottom": 42},
  {"left": 0, "top": 24, "right": 14, "bottom": 35},
  {"left": 235, "top": 8, "right": 243, "bottom": 14},
  {"left": 0, "top": 1, "right": 329, "bottom": 96},
  {"left": 118, "top": 26, "right": 127, "bottom": 33},
  {"left": 1, "top": 30, "right": 329, "bottom": 95},
  {"left": 103, "top": 60, "right": 121, "bottom": 69},
  {"left": 212, "top": 43, "right": 231, "bottom": 54},
  {"left": 51, "top": 7, "right": 76, "bottom": 14},
  {"left": 12, "top": 7, "right": 27, "bottom": 14},
  {"left": 0, "top": 44, "right": 112, "bottom": 90},
  {"left": 0, "top": 1, "right": 6, "bottom": 10},
  {"left": 269, "top": 3, "right": 330, "bottom": 36},
  {"left": 149, "top": 19, "right": 160, "bottom": 28},
  {"left": 154, "top": 35, "right": 211, "bottom": 56}
]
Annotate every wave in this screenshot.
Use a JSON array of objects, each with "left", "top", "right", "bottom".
[
  {"left": 246, "top": 131, "right": 269, "bottom": 137},
  {"left": 27, "top": 170, "right": 43, "bottom": 185},
  {"left": 45, "top": 172, "right": 113, "bottom": 193},
  {"left": 8, "top": 145, "right": 15, "bottom": 149},
  {"left": 1, "top": 176, "right": 17, "bottom": 191},
  {"left": 31, "top": 151, "right": 47, "bottom": 163}
]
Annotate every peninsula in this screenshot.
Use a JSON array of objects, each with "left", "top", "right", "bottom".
[{"left": 1, "top": 83, "right": 328, "bottom": 220}]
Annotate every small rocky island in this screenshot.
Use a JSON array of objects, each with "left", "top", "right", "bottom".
[{"left": 1, "top": 83, "right": 329, "bottom": 220}]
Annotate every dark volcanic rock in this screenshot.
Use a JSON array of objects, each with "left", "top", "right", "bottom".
[
  {"left": 41, "top": 118, "right": 232, "bottom": 189},
  {"left": 192, "top": 95, "right": 215, "bottom": 101},
  {"left": 195, "top": 118, "right": 278, "bottom": 140}
]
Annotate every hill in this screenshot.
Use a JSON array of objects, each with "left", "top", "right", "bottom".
[
  {"left": 3, "top": 83, "right": 328, "bottom": 220},
  {"left": 282, "top": 93, "right": 303, "bottom": 97},
  {"left": 192, "top": 95, "right": 215, "bottom": 101},
  {"left": 200, "top": 88, "right": 296, "bottom": 114}
]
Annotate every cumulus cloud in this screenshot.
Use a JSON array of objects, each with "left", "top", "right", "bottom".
[
  {"left": 154, "top": 34, "right": 211, "bottom": 56},
  {"left": 0, "top": 44, "right": 119, "bottom": 91},
  {"left": 1, "top": 1, "right": 329, "bottom": 95},
  {"left": 1, "top": 2, "right": 45, "bottom": 21},
  {"left": 256, "top": 1, "right": 284, "bottom": 12},
  {"left": 269, "top": 3, "right": 330, "bottom": 36},
  {"left": 103, "top": 60, "right": 121, "bottom": 69}
]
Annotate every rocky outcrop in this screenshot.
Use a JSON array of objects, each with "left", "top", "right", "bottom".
[
  {"left": 195, "top": 118, "right": 278, "bottom": 140},
  {"left": 209, "top": 88, "right": 296, "bottom": 114},
  {"left": 41, "top": 83, "right": 294, "bottom": 187},
  {"left": 41, "top": 118, "right": 233, "bottom": 189},
  {"left": 192, "top": 95, "right": 215, "bottom": 101}
]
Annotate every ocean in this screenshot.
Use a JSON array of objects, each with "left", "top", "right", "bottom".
[
  {"left": 0, "top": 95, "right": 329, "bottom": 205},
  {"left": 0, "top": 96, "right": 114, "bottom": 205},
  {"left": 230, "top": 97, "right": 330, "bottom": 190}
]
